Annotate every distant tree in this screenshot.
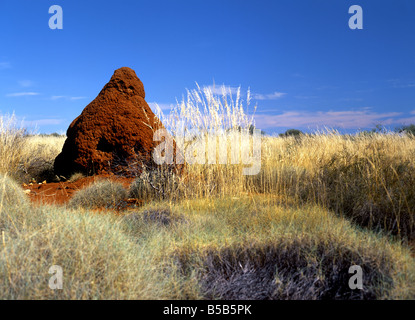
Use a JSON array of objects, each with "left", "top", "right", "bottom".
[
  {"left": 358, "top": 124, "right": 388, "bottom": 136},
  {"left": 396, "top": 124, "right": 415, "bottom": 136},
  {"left": 372, "top": 124, "right": 388, "bottom": 134},
  {"left": 279, "top": 129, "right": 303, "bottom": 137}
]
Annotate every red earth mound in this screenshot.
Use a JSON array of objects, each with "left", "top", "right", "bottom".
[{"left": 54, "top": 67, "right": 174, "bottom": 178}]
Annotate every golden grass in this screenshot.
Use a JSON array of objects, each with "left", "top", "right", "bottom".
[
  {"left": 151, "top": 87, "right": 415, "bottom": 240},
  {"left": 0, "top": 174, "right": 174, "bottom": 299},
  {"left": 2, "top": 175, "right": 413, "bottom": 299},
  {"left": 1, "top": 92, "right": 414, "bottom": 299}
]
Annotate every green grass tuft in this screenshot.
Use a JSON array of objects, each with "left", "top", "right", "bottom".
[{"left": 68, "top": 180, "right": 127, "bottom": 210}]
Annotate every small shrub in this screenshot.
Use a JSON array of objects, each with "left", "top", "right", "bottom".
[
  {"left": 68, "top": 180, "right": 127, "bottom": 210},
  {"left": 21, "top": 158, "right": 56, "bottom": 182},
  {"left": 279, "top": 129, "right": 304, "bottom": 138},
  {"left": 128, "top": 169, "right": 182, "bottom": 201},
  {"left": 124, "top": 207, "right": 186, "bottom": 227}
]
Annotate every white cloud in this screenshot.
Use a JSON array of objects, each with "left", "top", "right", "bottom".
[
  {"left": 51, "top": 96, "right": 66, "bottom": 100},
  {"left": 203, "top": 85, "right": 286, "bottom": 101},
  {"left": 388, "top": 79, "right": 415, "bottom": 88},
  {"left": 148, "top": 102, "right": 175, "bottom": 111},
  {"left": 6, "top": 92, "right": 39, "bottom": 97},
  {"left": 70, "top": 96, "right": 87, "bottom": 100},
  {"left": 23, "top": 118, "right": 64, "bottom": 126},
  {"left": 396, "top": 116, "right": 415, "bottom": 125},
  {"left": 204, "top": 85, "right": 239, "bottom": 95},
  {"left": 254, "top": 109, "right": 402, "bottom": 129},
  {"left": 0, "top": 62, "right": 11, "bottom": 69},
  {"left": 253, "top": 92, "right": 286, "bottom": 100}
]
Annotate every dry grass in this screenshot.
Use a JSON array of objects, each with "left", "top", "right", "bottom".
[
  {"left": 0, "top": 115, "right": 27, "bottom": 178},
  {"left": 123, "top": 197, "right": 414, "bottom": 300},
  {"left": 0, "top": 174, "right": 178, "bottom": 299},
  {"left": 246, "top": 133, "right": 415, "bottom": 240},
  {"left": 152, "top": 88, "right": 415, "bottom": 241},
  {"left": 0, "top": 115, "right": 65, "bottom": 182},
  {"left": 0, "top": 91, "right": 415, "bottom": 300}
]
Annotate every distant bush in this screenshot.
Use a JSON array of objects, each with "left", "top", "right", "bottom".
[
  {"left": 21, "top": 158, "right": 56, "bottom": 182},
  {"left": 396, "top": 124, "right": 415, "bottom": 136},
  {"left": 279, "top": 129, "right": 304, "bottom": 137},
  {"left": 68, "top": 180, "right": 127, "bottom": 209},
  {"left": 124, "top": 207, "right": 186, "bottom": 229}
]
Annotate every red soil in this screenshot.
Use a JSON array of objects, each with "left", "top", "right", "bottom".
[{"left": 22, "top": 175, "right": 136, "bottom": 206}]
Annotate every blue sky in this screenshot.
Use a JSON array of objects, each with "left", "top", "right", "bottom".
[{"left": 0, "top": 0, "right": 414, "bottom": 134}]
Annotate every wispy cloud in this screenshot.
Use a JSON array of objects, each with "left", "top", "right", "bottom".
[
  {"left": 395, "top": 116, "right": 415, "bottom": 125},
  {"left": 6, "top": 92, "right": 39, "bottom": 97},
  {"left": 50, "top": 95, "right": 87, "bottom": 101},
  {"left": 51, "top": 96, "right": 66, "bottom": 100},
  {"left": 19, "top": 80, "right": 34, "bottom": 87},
  {"left": 255, "top": 108, "right": 402, "bottom": 129},
  {"left": 252, "top": 92, "right": 286, "bottom": 100},
  {"left": 70, "top": 96, "right": 87, "bottom": 100},
  {"left": 23, "top": 118, "right": 65, "bottom": 126},
  {"left": 397, "top": 83, "right": 415, "bottom": 88},
  {"left": 202, "top": 84, "right": 286, "bottom": 101},
  {"left": 148, "top": 102, "right": 174, "bottom": 113},
  {"left": 339, "top": 97, "right": 364, "bottom": 102},
  {"left": 204, "top": 85, "right": 239, "bottom": 95},
  {"left": 388, "top": 79, "right": 415, "bottom": 88},
  {"left": 0, "top": 62, "right": 11, "bottom": 70}
]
